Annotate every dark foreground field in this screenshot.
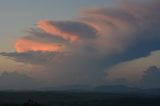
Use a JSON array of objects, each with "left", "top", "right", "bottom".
[{"left": 0, "top": 91, "right": 160, "bottom": 106}]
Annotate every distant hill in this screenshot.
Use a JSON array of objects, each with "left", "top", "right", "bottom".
[
  {"left": 94, "top": 85, "right": 140, "bottom": 93},
  {"left": 37, "top": 84, "right": 160, "bottom": 96}
]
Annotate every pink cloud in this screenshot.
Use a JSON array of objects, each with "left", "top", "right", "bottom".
[
  {"left": 15, "top": 38, "right": 65, "bottom": 53},
  {"left": 37, "top": 20, "right": 80, "bottom": 42}
]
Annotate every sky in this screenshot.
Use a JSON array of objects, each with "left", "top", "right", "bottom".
[{"left": 0, "top": 0, "right": 160, "bottom": 90}]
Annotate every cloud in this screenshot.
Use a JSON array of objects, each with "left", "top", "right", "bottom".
[
  {"left": 0, "top": 51, "right": 62, "bottom": 65},
  {"left": 106, "top": 50, "right": 160, "bottom": 85},
  {"left": 139, "top": 66, "right": 160, "bottom": 89},
  {"left": 15, "top": 38, "right": 65, "bottom": 53},
  {"left": 37, "top": 20, "right": 98, "bottom": 42},
  {"left": 14, "top": 0, "right": 160, "bottom": 57},
  {"left": 81, "top": 0, "right": 160, "bottom": 55},
  {"left": 1, "top": 0, "right": 160, "bottom": 87},
  {"left": 0, "top": 71, "right": 43, "bottom": 90}
]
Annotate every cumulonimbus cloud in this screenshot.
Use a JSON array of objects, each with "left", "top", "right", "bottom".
[{"left": 1, "top": 0, "right": 160, "bottom": 87}]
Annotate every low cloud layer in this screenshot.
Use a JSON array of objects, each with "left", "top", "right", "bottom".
[
  {"left": 140, "top": 66, "right": 160, "bottom": 89},
  {"left": 106, "top": 50, "right": 160, "bottom": 85},
  {"left": 0, "top": 51, "right": 60, "bottom": 65},
  {"left": 1, "top": 0, "right": 160, "bottom": 88},
  {"left": 0, "top": 72, "right": 42, "bottom": 90}
]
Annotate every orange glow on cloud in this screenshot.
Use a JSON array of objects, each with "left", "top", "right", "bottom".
[
  {"left": 37, "top": 20, "right": 79, "bottom": 42},
  {"left": 15, "top": 38, "right": 64, "bottom": 53}
]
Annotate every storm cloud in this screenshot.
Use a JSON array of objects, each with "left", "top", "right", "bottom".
[{"left": 1, "top": 0, "right": 160, "bottom": 87}]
